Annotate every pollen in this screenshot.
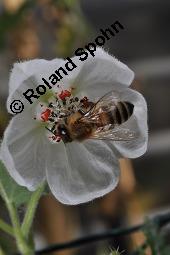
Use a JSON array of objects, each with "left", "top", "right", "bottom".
[
  {"left": 41, "top": 109, "right": 51, "bottom": 122},
  {"left": 58, "top": 90, "right": 71, "bottom": 100}
]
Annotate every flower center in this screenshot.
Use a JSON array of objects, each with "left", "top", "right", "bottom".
[{"left": 34, "top": 89, "right": 91, "bottom": 143}]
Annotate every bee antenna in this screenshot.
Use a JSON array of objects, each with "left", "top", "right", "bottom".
[{"left": 45, "top": 127, "right": 56, "bottom": 135}]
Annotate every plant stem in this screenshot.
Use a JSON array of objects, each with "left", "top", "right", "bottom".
[
  {"left": 7, "top": 201, "right": 33, "bottom": 255},
  {"left": 0, "top": 246, "right": 6, "bottom": 255},
  {"left": 0, "top": 219, "right": 14, "bottom": 237},
  {"left": 0, "top": 181, "right": 33, "bottom": 255},
  {"left": 22, "top": 182, "right": 46, "bottom": 239}
]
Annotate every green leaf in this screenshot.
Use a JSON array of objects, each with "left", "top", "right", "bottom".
[
  {"left": 142, "top": 217, "right": 170, "bottom": 255},
  {"left": 0, "top": 161, "right": 32, "bottom": 207}
]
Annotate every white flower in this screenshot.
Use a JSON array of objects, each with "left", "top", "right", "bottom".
[{"left": 0, "top": 48, "right": 148, "bottom": 205}]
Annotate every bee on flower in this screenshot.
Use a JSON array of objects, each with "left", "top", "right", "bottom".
[{"left": 0, "top": 48, "right": 148, "bottom": 205}]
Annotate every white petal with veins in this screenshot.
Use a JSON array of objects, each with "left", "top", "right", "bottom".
[
  {"left": 70, "top": 48, "right": 134, "bottom": 100},
  {"left": 0, "top": 109, "right": 46, "bottom": 190},
  {"left": 46, "top": 140, "right": 120, "bottom": 205},
  {"left": 7, "top": 58, "right": 65, "bottom": 113}
]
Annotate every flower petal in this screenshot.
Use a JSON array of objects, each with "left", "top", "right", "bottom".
[
  {"left": 108, "top": 86, "right": 148, "bottom": 158},
  {"left": 0, "top": 109, "right": 47, "bottom": 191},
  {"left": 70, "top": 47, "right": 134, "bottom": 100},
  {"left": 7, "top": 58, "right": 65, "bottom": 113},
  {"left": 46, "top": 139, "right": 120, "bottom": 205}
]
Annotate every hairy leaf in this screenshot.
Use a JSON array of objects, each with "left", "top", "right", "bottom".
[{"left": 0, "top": 161, "right": 32, "bottom": 207}]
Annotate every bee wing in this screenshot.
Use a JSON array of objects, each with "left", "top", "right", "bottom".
[
  {"left": 90, "top": 126, "right": 136, "bottom": 141},
  {"left": 78, "top": 90, "right": 135, "bottom": 141},
  {"left": 80, "top": 90, "right": 119, "bottom": 124},
  {"left": 94, "top": 90, "right": 119, "bottom": 106}
]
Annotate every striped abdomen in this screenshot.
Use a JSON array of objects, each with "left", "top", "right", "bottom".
[{"left": 97, "top": 101, "right": 134, "bottom": 127}]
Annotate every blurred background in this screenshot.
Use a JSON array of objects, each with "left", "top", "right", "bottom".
[{"left": 0, "top": 0, "right": 170, "bottom": 254}]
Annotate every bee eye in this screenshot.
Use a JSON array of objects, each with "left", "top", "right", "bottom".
[
  {"left": 61, "top": 130, "right": 66, "bottom": 135},
  {"left": 58, "top": 125, "right": 67, "bottom": 135}
]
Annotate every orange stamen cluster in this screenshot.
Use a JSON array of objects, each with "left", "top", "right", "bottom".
[
  {"left": 58, "top": 90, "right": 71, "bottom": 100},
  {"left": 41, "top": 109, "right": 52, "bottom": 122},
  {"left": 36, "top": 87, "right": 90, "bottom": 144}
]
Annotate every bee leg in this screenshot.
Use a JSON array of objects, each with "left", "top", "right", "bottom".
[
  {"left": 45, "top": 127, "right": 56, "bottom": 135},
  {"left": 78, "top": 109, "right": 86, "bottom": 115}
]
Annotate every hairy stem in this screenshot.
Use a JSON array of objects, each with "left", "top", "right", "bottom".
[
  {"left": 22, "top": 182, "right": 46, "bottom": 239},
  {"left": 0, "top": 181, "right": 33, "bottom": 255},
  {"left": 0, "top": 246, "right": 6, "bottom": 255},
  {"left": 7, "top": 201, "right": 33, "bottom": 255},
  {"left": 0, "top": 219, "right": 14, "bottom": 237}
]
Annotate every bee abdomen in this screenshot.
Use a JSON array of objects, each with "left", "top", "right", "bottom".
[
  {"left": 114, "top": 101, "right": 134, "bottom": 124},
  {"left": 95, "top": 101, "right": 134, "bottom": 127}
]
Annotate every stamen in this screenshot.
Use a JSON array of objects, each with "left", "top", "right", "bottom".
[
  {"left": 48, "top": 118, "right": 55, "bottom": 122},
  {"left": 48, "top": 102, "right": 54, "bottom": 108},
  {"left": 51, "top": 125, "right": 56, "bottom": 132},
  {"left": 41, "top": 109, "right": 51, "bottom": 122},
  {"left": 74, "top": 97, "right": 79, "bottom": 102},
  {"left": 49, "top": 135, "right": 61, "bottom": 143},
  {"left": 36, "top": 88, "right": 91, "bottom": 144},
  {"left": 80, "top": 96, "right": 92, "bottom": 108},
  {"left": 56, "top": 136, "right": 61, "bottom": 142},
  {"left": 58, "top": 90, "right": 71, "bottom": 100}
]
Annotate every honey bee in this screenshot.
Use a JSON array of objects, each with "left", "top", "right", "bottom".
[{"left": 56, "top": 91, "right": 135, "bottom": 143}]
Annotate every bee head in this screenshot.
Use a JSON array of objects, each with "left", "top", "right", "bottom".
[{"left": 57, "top": 124, "right": 72, "bottom": 143}]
